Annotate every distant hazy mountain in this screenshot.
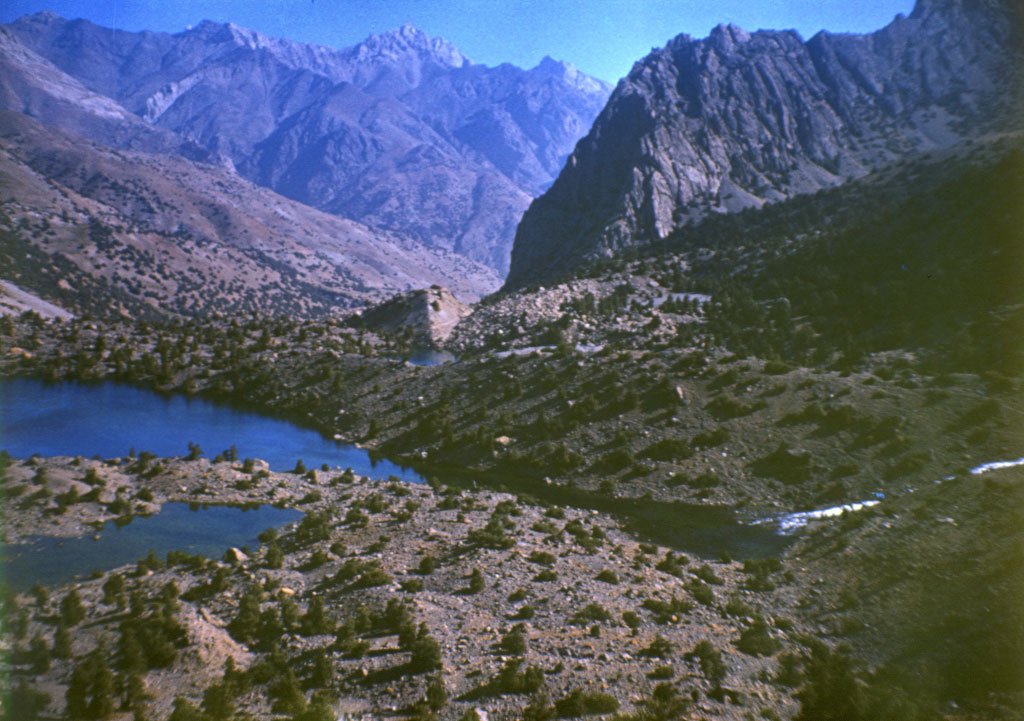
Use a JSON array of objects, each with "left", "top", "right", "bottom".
[
  {"left": 0, "top": 111, "right": 498, "bottom": 320},
  {"left": 5, "top": 13, "right": 611, "bottom": 273},
  {"left": 506, "top": 0, "right": 1023, "bottom": 289}
]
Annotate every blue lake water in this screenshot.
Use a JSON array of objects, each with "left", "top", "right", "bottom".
[
  {"left": 402, "top": 349, "right": 456, "bottom": 366},
  {"left": 2, "top": 503, "right": 303, "bottom": 591},
  {"left": 0, "top": 377, "right": 425, "bottom": 589},
  {"left": 0, "top": 377, "right": 424, "bottom": 480}
]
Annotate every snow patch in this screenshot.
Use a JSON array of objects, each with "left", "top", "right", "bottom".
[
  {"left": 752, "top": 500, "right": 880, "bottom": 534},
  {"left": 970, "top": 457, "right": 1024, "bottom": 475}
]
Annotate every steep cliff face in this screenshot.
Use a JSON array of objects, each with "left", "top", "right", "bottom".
[
  {"left": 506, "top": 0, "right": 1023, "bottom": 289},
  {"left": 5, "top": 14, "right": 611, "bottom": 273}
]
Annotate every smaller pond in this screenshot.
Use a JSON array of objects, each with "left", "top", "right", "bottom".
[
  {"left": 2, "top": 503, "right": 303, "bottom": 591},
  {"left": 401, "top": 349, "right": 457, "bottom": 366}
]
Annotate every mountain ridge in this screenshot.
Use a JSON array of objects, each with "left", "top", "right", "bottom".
[
  {"left": 5, "top": 12, "right": 612, "bottom": 273},
  {"left": 505, "top": 0, "right": 1023, "bottom": 289}
]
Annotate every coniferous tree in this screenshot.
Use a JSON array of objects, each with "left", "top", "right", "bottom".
[
  {"left": 28, "top": 633, "right": 51, "bottom": 674},
  {"left": 60, "top": 588, "right": 86, "bottom": 626},
  {"left": 53, "top": 620, "right": 73, "bottom": 659}
]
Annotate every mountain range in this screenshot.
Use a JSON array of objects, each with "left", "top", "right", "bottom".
[
  {"left": 0, "top": 110, "right": 498, "bottom": 319},
  {"left": 506, "top": 0, "right": 1023, "bottom": 288},
  {"left": 3, "top": 13, "right": 611, "bottom": 274}
]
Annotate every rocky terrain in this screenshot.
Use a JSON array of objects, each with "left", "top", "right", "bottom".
[
  {"left": 1, "top": 451, "right": 824, "bottom": 721},
  {"left": 4, "top": 13, "right": 611, "bottom": 273},
  {"left": 506, "top": 0, "right": 1024, "bottom": 288},
  {"left": 2, "top": 337, "right": 1024, "bottom": 721},
  {"left": 0, "top": 111, "right": 498, "bottom": 320}
]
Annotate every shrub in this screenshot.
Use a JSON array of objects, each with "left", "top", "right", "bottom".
[
  {"left": 750, "top": 442, "right": 814, "bottom": 484},
  {"left": 688, "top": 580, "right": 715, "bottom": 605},
  {"left": 571, "top": 603, "right": 612, "bottom": 625},
  {"left": 655, "top": 551, "right": 688, "bottom": 577},
  {"left": 510, "top": 605, "right": 535, "bottom": 621},
  {"left": 492, "top": 658, "right": 544, "bottom": 694},
  {"left": 595, "top": 569, "right": 619, "bottom": 584},
  {"left": 693, "top": 426, "right": 730, "bottom": 447},
  {"left": 555, "top": 689, "right": 620, "bottom": 717},
  {"left": 705, "top": 394, "right": 756, "bottom": 420},
  {"left": 500, "top": 629, "right": 527, "bottom": 654},
  {"left": 885, "top": 451, "right": 930, "bottom": 479},
  {"left": 641, "top": 596, "right": 692, "bottom": 623},
  {"left": 724, "top": 597, "right": 753, "bottom": 617},
  {"left": 353, "top": 567, "right": 392, "bottom": 589},
  {"left": 648, "top": 665, "right": 674, "bottom": 680},
  {"left": 776, "top": 652, "right": 804, "bottom": 687},
  {"left": 692, "top": 564, "right": 724, "bottom": 585},
  {"left": 467, "top": 568, "right": 486, "bottom": 594},
  {"left": 642, "top": 437, "right": 694, "bottom": 461},
  {"left": 690, "top": 640, "right": 727, "bottom": 686},
  {"left": 528, "top": 551, "right": 557, "bottom": 566},
  {"left": 622, "top": 611, "right": 642, "bottom": 630},
  {"left": 641, "top": 635, "right": 675, "bottom": 658},
  {"left": 467, "top": 518, "right": 515, "bottom": 549},
  {"left": 736, "top": 616, "right": 782, "bottom": 656},
  {"left": 264, "top": 542, "right": 284, "bottom": 569}
]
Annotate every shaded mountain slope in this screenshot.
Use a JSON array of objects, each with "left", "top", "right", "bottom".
[{"left": 0, "top": 111, "right": 498, "bottom": 320}]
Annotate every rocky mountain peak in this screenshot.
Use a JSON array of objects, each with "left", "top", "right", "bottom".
[
  {"left": 505, "top": 0, "right": 1023, "bottom": 290},
  {"left": 707, "top": 22, "right": 753, "bottom": 50},
  {"left": 352, "top": 23, "right": 469, "bottom": 69},
  {"left": 533, "top": 55, "right": 608, "bottom": 94}
]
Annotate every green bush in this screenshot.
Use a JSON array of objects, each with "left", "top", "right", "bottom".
[
  {"left": 750, "top": 442, "right": 814, "bottom": 484},
  {"left": 571, "top": 603, "right": 612, "bottom": 625},
  {"left": 410, "top": 634, "right": 442, "bottom": 671},
  {"left": 692, "top": 563, "right": 724, "bottom": 585},
  {"left": 353, "top": 567, "right": 392, "bottom": 589},
  {"left": 500, "top": 628, "right": 527, "bottom": 654},
  {"left": 528, "top": 550, "right": 557, "bottom": 566},
  {"left": 641, "top": 596, "right": 692, "bottom": 623},
  {"left": 641, "top": 635, "right": 675, "bottom": 658},
  {"left": 736, "top": 616, "right": 782, "bottom": 656},
  {"left": 554, "top": 689, "right": 620, "bottom": 716}
]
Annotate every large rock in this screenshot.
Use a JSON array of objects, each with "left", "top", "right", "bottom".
[
  {"left": 5, "top": 14, "right": 612, "bottom": 273},
  {"left": 505, "top": 0, "right": 1023, "bottom": 289},
  {"left": 355, "top": 286, "right": 472, "bottom": 346}
]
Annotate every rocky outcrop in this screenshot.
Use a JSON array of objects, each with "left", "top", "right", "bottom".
[
  {"left": 505, "top": 0, "right": 1024, "bottom": 289},
  {"left": 355, "top": 286, "right": 472, "bottom": 345},
  {"left": 5, "top": 14, "right": 612, "bottom": 273}
]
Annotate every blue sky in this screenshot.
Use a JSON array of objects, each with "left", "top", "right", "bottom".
[{"left": 0, "top": 1, "right": 916, "bottom": 83}]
